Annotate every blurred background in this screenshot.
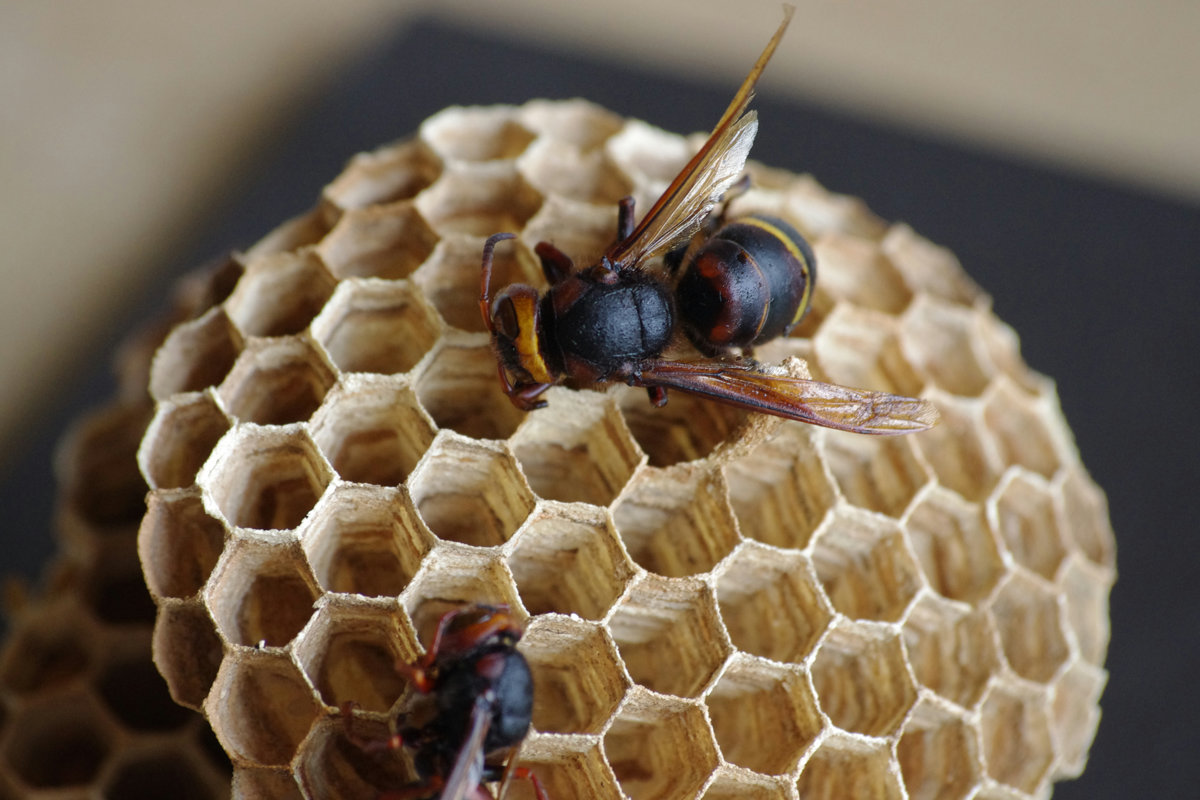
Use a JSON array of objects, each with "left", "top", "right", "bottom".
[
  {"left": 2, "top": 3, "right": 1199, "bottom": 798},
  {"left": 2, "top": 0, "right": 1198, "bottom": 468}
]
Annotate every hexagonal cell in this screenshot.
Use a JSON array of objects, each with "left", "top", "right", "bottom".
[
  {"left": 706, "top": 656, "right": 821, "bottom": 775},
  {"left": 218, "top": 336, "right": 336, "bottom": 425},
  {"left": 880, "top": 224, "right": 982, "bottom": 307},
  {"left": 153, "top": 599, "right": 224, "bottom": 710},
  {"left": 1050, "top": 662, "right": 1106, "bottom": 778},
  {"left": 96, "top": 633, "right": 193, "bottom": 731},
  {"left": 201, "top": 424, "right": 332, "bottom": 530},
  {"left": 173, "top": 250, "right": 244, "bottom": 315},
  {"left": 139, "top": 392, "right": 231, "bottom": 490},
  {"left": 245, "top": 207, "right": 332, "bottom": 260},
  {"left": 1057, "top": 467, "right": 1116, "bottom": 569},
  {"left": 522, "top": 615, "right": 628, "bottom": 735},
  {"left": 225, "top": 250, "right": 336, "bottom": 336},
  {"left": 0, "top": 601, "right": 92, "bottom": 694},
  {"left": 401, "top": 548, "right": 523, "bottom": 641},
  {"left": 303, "top": 484, "right": 432, "bottom": 597},
  {"left": 105, "top": 747, "right": 226, "bottom": 800},
  {"left": 149, "top": 307, "right": 243, "bottom": 400},
  {"left": 505, "top": 734, "right": 623, "bottom": 800},
  {"left": 900, "top": 296, "right": 996, "bottom": 397},
  {"left": 421, "top": 105, "right": 536, "bottom": 162},
  {"left": 795, "top": 734, "right": 904, "bottom": 800},
  {"left": 982, "top": 381, "right": 1063, "bottom": 480},
  {"left": 612, "top": 466, "right": 740, "bottom": 578},
  {"left": 812, "top": 304, "right": 924, "bottom": 399},
  {"left": 978, "top": 314, "right": 1049, "bottom": 396},
  {"left": 233, "top": 765, "right": 307, "bottom": 799},
  {"left": 315, "top": 202, "right": 439, "bottom": 280},
  {"left": 813, "top": 232, "right": 912, "bottom": 314},
  {"left": 701, "top": 770, "right": 795, "bottom": 800},
  {"left": 2, "top": 690, "right": 113, "bottom": 789},
  {"left": 1059, "top": 556, "right": 1113, "bottom": 667},
  {"left": 322, "top": 138, "right": 442, "bottom": 212},
  {"left": 296, "top": 714, "right": 412, "bottom": 800},
  {"left": 989, "top": 472, "right": 1068, "bottom": 581},
  {"left": 618, "top": 385, "right": 749, "bottom": 468},
  {"left": 912, "top": 394, "right": 1001, "bottom": 503},
  {"left": 414, "top": 334, "right": 526, "bottom": 439},
  {"left": 724, "top": 425, "right": 836, "bottom": 549},
  {"left": 56, "top": 401, "right": 151, "bottom": 528},
  {"left": 897, "top": 699, "right": 980, "bottom": 800},
  {"left": 139, "top": 491, "right": 226, "bottom": 599},
  {"left": 407, "top": 433, "right": 535, "bottom": 547},
  {"left": 784, "top": 174, "right": 888, "bottom": 241},
  {"left": 518, "top": 137, "right": 633, "bottom": 205},
  {"left": 523, "top": 193, "right": 625, "bottom": 268},
  {"left": 508, "top": 505, "right": 635, "bottom": 620},
  {"left": 82, "top": 540, "right": 158, "bottom": 624},
  {"left": 812, "top": 508, "right": 923, "bottom": 623},
  {"left": 208, "top": 537, "right": 320, "bottom": 647},
  {"left": 607, "top": 576, "right": 730, "bottom": 698},
  {"left": 820, "top": 430, "right": 930, "bottom": 518},
  {"left": 520, "top": 98, "right": 625, "bottom": 150},
  {"left": 310, "top": 377, "right": 436, "bottom": 486},
  {"left": 605, "top": 119, "right": 692, "bottom": 197},
  {"left": 989, "top": 573, "right": 1070, "bottom": 684},
  {"left": 415, "top": 161, "right": 543, "bottom": 236},
  {"left": 902, "top": 595, "right": 999, "bottom": 709},
  {"left": 295, "top": 600, "right": 412, "bottom": 713},
  {"left": 414, "top": 232, "right": 543, "bottom": 333},
  {"left": 715, "top": 542, "right": 832, "bottom": 664},
  {"left": 907, "top": 487, "right": 1004, "bottom": 604},
  {"left": 510, "top": 390, "right": 642, "bottom": 506},
  {"left": 311, "top": 278, "right": 441, "bottom": 374},
  {"left": 206, "top": 649, "right": 322, "bottom": 767},
  {"left": 810, "top": 621, "right": 917, "bottom": 737},
  {"left": 979, "top": 683, "right": 1054, "bottom": 795},
  {"left": 602, "top": 689, "right": 719, "bottom": 800}
]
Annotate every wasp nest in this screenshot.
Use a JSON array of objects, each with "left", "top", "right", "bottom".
[
  {"left": 18, "top": 99, "right": 1114, "bottom": 800},
  {"left": 0, "top": 277, "right": 233, "bottom": 798}
]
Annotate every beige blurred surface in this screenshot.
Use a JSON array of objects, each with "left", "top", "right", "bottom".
[{"left": 1, "top": 0, "right": 1197, "bottom": 464}]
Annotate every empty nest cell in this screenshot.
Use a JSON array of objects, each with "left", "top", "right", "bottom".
[
  {"left": 139, "top": 491, "right": 226, "bottom": 600},
  {"left": 206, "top": 538, "right": 320, "bottom": 648},
  {"left": 406, "top": 433, "right": 536, "bottom": 547},
  {"left": 311, "top": 279, "right": 441, "bottom": 374},
  {"left": 723, "top": 425, "right": 836, "bottom": 550},
  {"left": 139, "top": 392, "right": 231, "bottom": 491},
  {"left": 611, "top": 467, "right": 740, "bottom": 578},
  {"left": 200, "top": 425, "right": 332, "bottom": 531},
  {"left": 521, "top": 615, "right": 629, "bottom": 735},
  {"left": 507, "top": 505, "right": 635, "bottom": 620},
  {"left": 714, "top": 542, "right": 832, "bottom": 664},
  {"left": 809, "top": 621, "right": 917, "bottom": 737},
  {"left": 217, "top": 336, "right": 336, "bottom": 426},
  {"left": 315, "top": 202, "right": 439, "bottom": 280},
  {"left": 607, "top": 576, "right": 729, "bottom": 699},
  {"left": 509, "top": 389, "right": 642, "bottom": 507},
  {"left": 310, "top": 376, "right": 436, "bottom": 486},
  {"left": 705, "top": 656, "right": 821, "bottom": 775},
  {"left": 812, "top": 508, "right": 923, "bottom": 623},
  {"left": 414, "top": 334, "right": 527, "bottom": 439},
  {"left": 224, "top": 250, "right": 336, "bottom": 337},
  {"left": 321, "top": 138, "right": 442, "bottom": 214},
  {"left": 301, "top": 483, "right": 432, "bottom": 597},
  {"left": 293, "top": 600, "right": 412, "bottom": 713},
  {"left": 602, "top": 689, "right": 719, "bottom": 800}
]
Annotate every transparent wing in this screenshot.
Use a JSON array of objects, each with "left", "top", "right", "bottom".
[
  {"left": 439, "top": 697, "right": 491, "bottom": 800},
  {"left": 606, "top": 5, "right": 794, "bottom": 268},
  {"left": 634, "top": 359, "right": 940, "bottom": 434}
]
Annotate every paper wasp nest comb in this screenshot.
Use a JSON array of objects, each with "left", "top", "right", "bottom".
[
  {"left": 0, "top": 276, "right": 233, "bottom": 798},
  {"left": 127, "top": 100, "right": 1115, "bottom": 799}
]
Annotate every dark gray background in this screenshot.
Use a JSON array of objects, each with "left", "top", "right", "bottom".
[{"left": 2, "top": 17, "right": 1196, "bottom": 799}]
